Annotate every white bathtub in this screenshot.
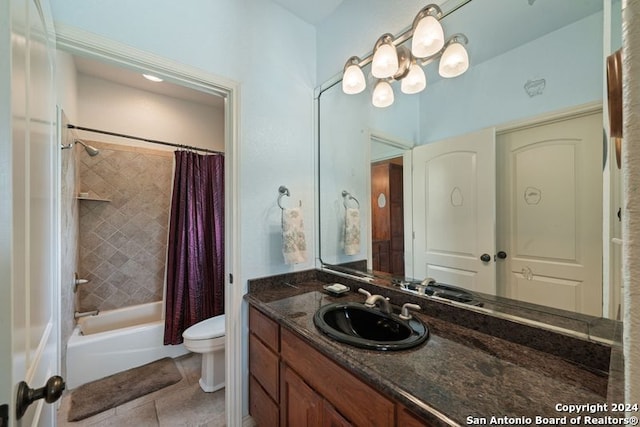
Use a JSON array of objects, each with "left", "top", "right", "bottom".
[{"left": 66, "top": 301, "right": 189, "bottom": 389}]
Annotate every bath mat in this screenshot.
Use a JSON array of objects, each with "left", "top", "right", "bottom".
[{"left": 67, "top": 357, "right": 182, "bottom": 421}]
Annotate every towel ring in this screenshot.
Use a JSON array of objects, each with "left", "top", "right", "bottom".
[
  {"left": 342, "top": 190, "right": 360, "bottom": 209},
  {"left": 278, "top": 186, "right": 290, "bottom": 210}
]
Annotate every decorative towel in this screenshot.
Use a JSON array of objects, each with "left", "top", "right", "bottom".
[
  {"left": 282, "top": 207, "right": 308, "bottom": 264},
  {"left": 344, "top": 207, "right": 361, "bottom": 255}
]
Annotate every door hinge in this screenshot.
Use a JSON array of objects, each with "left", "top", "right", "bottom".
[{"left": 229, "top": 273, "right": 233, "bottom": 284}]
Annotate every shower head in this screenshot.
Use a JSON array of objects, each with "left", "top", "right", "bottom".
[{"left": 75, "top": 139, "right": 100, "bottom": 156}]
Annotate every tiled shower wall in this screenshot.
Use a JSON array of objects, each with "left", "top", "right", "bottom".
[{"left": 77, "top": 141, "right": 174, "bottom": 311}]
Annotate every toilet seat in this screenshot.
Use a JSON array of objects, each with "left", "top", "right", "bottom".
[{"left": 183, "top": 315, "right": 225, "bottom": 341}]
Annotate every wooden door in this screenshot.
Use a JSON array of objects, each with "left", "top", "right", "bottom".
[
  {"left": 412, "top": 128, "right": 496, "bottom": 294},
  {"left": 1, "top": 1, "right": 61, "bottom": 425},
  {"left": 496, "top": 112, "right": 603, "bottom": 315}
]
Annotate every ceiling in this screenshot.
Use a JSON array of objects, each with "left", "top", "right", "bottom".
[{"left": 271, "top": 0, "right": 345, "bottom": 25}]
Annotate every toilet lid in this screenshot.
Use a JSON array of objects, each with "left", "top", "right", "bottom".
[{"left": 183, "top": 315, "right": 225, "bottom": 340}]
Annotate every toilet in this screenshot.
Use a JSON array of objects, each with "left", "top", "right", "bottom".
[{"left": 182, "top": 314, "right": 225, "bottom": 392}]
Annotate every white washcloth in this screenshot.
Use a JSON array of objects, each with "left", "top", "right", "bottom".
[
  {"left": 344, "top": 207, "right": 361, "bottom": 255},
  {"left": 282, "top": 207, "right": 308, "bottom": 264}
]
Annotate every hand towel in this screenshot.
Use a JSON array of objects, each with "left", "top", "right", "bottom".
[
  {"left": 282, "top": 207, "right": 308, "bottom": 264},
  {"left": 344, "top": 207, "right": 361, "bottom": 255}
]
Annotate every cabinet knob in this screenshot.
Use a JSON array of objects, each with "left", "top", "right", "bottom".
[
  {"left": 480, "top": 253, "right": 491, "bottom": 262},
  {"left": 497, "top": 251, "right": 507, "bottom": 260}
]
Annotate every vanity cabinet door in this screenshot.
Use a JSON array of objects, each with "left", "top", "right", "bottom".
[{"left": 280, "top": 364, "right": 322, "bottom": 427}]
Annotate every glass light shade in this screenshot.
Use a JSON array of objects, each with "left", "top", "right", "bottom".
[
  {"left": 401, "top": 63, "right": 426, "bottom": 94},
  {"left": 342, "top": 64, "right": 366, "bottom": 94},
  {"left": 372, "top": 80, "right": 394, "bottom": 108},
  {"left": 411, "top": 15, "right": 445, "bottom": 58},
  {"left": 372, "top": 42, "right": 399, "bottom": 78},
  {"left": 439, "top": 42, "right": 469, "bottom": 78}
]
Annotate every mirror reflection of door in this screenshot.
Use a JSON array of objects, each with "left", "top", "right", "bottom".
[
  {"left": 496, "top": 111, "right": 603, "bottom": 316},
  {"left": 412, "top": 128, "right": 497, "bottom": 295},
  {"left": 371, "top": 159, "right": 404, "bottom": 275},
  {"left": 369, "top": 134, "right": 414, "bottom": 276}
]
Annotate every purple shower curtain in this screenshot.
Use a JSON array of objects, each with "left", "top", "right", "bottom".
[{"left": 164, "top": 151, "right": 224, "bottom": 345}]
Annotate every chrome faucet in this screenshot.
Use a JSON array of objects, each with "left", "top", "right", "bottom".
[
  {"left": 364, "top": 294, "right": 392, "bottom": 314},
  {"left": 356, "top": 288, "right": 393, "bottom": 315}
]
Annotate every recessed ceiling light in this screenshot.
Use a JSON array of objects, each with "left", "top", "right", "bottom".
[{"left": 143, "top": 74, "right": 163, "bottom": 82}]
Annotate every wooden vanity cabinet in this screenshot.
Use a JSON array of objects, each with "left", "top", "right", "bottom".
[{"left": 249, "top": 305, "right": 435, "bottom": 427}]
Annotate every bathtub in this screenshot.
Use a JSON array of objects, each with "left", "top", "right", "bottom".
[{"left": 66, "top": 301, "right": 189, "bottom": 389}]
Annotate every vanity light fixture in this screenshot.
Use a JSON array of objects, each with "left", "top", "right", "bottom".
[
  {"left": 438, "top": 34, "right": 469, "bottom": 78},
  {"left": 341, "top": 4, "right": 470, "bottom": 108},
  {"left": 143, "top": 74, "right": 163, "bottom": 82},
  {"left": 342, "top": 56, "right": 366, "bottom": 94}
]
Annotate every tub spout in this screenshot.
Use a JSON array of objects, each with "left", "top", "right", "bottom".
[
  {"left": 73, "top": 273, "right": 90, "bottom": 292},
  {"left": 74, "top": 310, "right": 99, "bottom": 319}
]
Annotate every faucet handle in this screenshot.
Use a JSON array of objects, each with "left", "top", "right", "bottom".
[
  {"left": 399, "top": 303, "right": 421, "bottom": 320},
  {"left": 357, "top": 288, "right": 372, "bottom": 298}
]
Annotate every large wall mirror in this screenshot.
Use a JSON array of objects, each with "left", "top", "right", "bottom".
[{"left": 318, "top": 0, "right": 623, "bottom": 335}]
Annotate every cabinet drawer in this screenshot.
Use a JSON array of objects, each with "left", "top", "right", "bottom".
[
  {"left": 250, "top": 374, "right": 279, "bottom": 427},
  {"left": 249, "top": 306, "right": 279, "bottom": 352},
  {"left": 281, "top": 328, "right": 394, "bottom": 427},
  {"left": 250, "top": 333, "right": 279, "bottom": 401}
]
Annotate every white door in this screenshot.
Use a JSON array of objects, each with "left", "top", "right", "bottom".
[
  {"left": 496, "top": 112, "right": 603, "bottom": 316},
  {"left": 1, "top": 0, "right": 61, "bottom": 426},
  {"left": 412, "top": 128, "right": 496, "bottom": 294}
]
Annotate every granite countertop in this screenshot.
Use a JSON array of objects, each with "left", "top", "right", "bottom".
[{"left": 245, "top": 279, "right": 612, "bottom": 427}]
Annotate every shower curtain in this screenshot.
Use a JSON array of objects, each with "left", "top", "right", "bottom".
[{"left": 164, "top": 151, "right": 224, "bottom": 345}]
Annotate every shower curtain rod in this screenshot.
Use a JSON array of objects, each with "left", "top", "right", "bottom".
[{"left": 66, "top": 124, "right": 223, "bottom": 155}]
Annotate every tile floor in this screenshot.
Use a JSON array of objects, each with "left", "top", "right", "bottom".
[{"left": 57, "top": 354, "right": 226, "bottom": 427}]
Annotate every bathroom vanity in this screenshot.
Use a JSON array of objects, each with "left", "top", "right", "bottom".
[{"left": 246, "top": 270, "right": 620, "bottom": 427}]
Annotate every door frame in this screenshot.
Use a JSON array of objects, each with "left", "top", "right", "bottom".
[{"left": 55, "top": 25, "right": 243, "bottom": 426}]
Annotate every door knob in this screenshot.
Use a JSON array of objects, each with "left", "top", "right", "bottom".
[
  {"left": 16, "top": 376, "right": 65, "bottom": 420},
  {"left": 497, "top": 251, "right": 507, "bottom": 260},
  {"left": 480, "top": 253, "right": 491, "bottom": 262}
]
